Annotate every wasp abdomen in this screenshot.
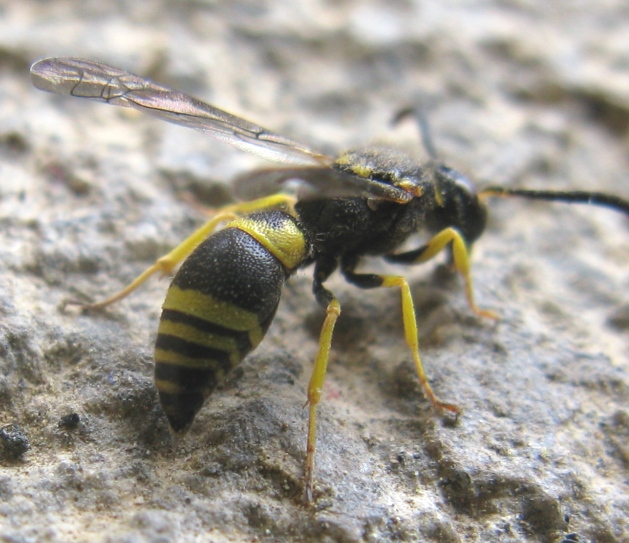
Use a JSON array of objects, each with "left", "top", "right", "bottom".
[{"left": 154, "top": 211, "right": 308, "bottom": 434}]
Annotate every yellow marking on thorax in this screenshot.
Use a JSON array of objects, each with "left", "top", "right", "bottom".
[{"left": 434, "top": 183, "right": 445, "bottom": 207}]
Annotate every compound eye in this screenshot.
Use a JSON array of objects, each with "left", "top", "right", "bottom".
[{"left": 437, "top": 165, "right": 477, "bottom": 195}]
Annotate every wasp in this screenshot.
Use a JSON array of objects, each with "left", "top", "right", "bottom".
[{"left": 31, "top": 57, "right": 629, "bottom": 503}]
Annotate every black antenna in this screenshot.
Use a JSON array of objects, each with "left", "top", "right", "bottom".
[
  {"left": 392, "top": 107, "right": 439, "bottom": 160},
  {"left": 480, "top": 186, "right": 629, "bottom": 216}
]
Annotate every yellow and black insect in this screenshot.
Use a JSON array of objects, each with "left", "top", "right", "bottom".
[{"left": 31, "top": 57, "right": 629, "bottom": 503}]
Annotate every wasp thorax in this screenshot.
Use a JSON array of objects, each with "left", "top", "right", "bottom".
[{"left": 333, "top": 147, "right": 426, "bottom": 194}]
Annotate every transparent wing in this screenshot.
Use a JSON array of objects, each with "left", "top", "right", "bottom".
[
  {"left": 30, "top": 57, "right": 332, "bottom": 166},
  {"left": 234, "top": 167, "right": 414, "bottom": 203}
]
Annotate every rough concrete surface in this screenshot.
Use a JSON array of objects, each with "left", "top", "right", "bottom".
[{"left": 1, "top": 1, "right": 628, "bottom": 542}]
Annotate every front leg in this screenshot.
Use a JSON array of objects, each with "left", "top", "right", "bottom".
[{"left": 385, "top": 227, "right": 498, "bottom": 320}]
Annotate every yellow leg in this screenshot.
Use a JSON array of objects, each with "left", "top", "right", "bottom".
[
  {"left": 413, "top": 227, "right": 498, "bottom": 320},
  {"left": 381, "top": 275, "right": 460, "bottom": 415},
  {"left": 82, "top": 194, "right": 297, "bottom": 309},
  {"left": 303, "top": 298, "right": 341, "bottom": 504}
]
